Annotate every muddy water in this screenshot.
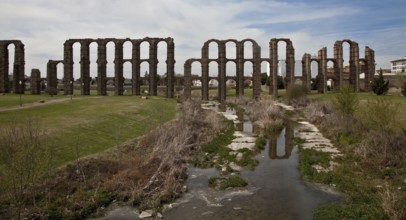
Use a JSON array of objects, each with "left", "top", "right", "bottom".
[{"left": 163, "top": 110, "right": 341, "bottom": 220}]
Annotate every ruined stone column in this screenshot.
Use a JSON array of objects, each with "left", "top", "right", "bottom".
[
  {"left": 252, "top": 43, "right": 262, "bottom": 99},
  {"left": 285, "top": 41, "right": 295, "bottom": 89},
  {"left": 269, "top": 39, "right": 278, "bottom": 97},
  {"left": 132, "top": 40, "right": 141, "bottom": 95},
  {"left": 0, "top": 41, "right": 9, "bottom": 93},
  {"left": 218, "top": 41, "right": 227, "bottom": 102},
  {"left": 236, "top": 42, "right": 244, "bottom": 97},
  {"left": 46, "top": 60, "right": 58, "bottom": 95},
  {"left": 31, "top": 69, "right": 41, "bottom": 94},
  {"left": 349, "top": 42, "right": 360, "bottom": 92},
  {"left": 184, "top": 59, "right": 192, "bottom": 99},
  {"left": 201, "top": 45, "right": 209, "bottom": 100},
  {"left": 114, "top": 40, "right": 124, "bottom": 95},
  {"left": 97, "top": 40, "right": 107, "bottom": 95},
  {"left": 11, "top": 41, "right": 25, "bottom": 94},
  {"left": 302, "top": 53, "right": 311, "bottom": 89},
  {"left": 148, "top": 39, "right": 158, "bottom": 96},
  {"left": 334, "top": 41, "right": 343, "bottom": 90},
  {"left": 317, "top": 47, "right": 327, "bottom": 93},
  {"left": 80, "top": 41, "right": 91, "bottom": 95},
  {"left": 63, "top": 40, "right": 74, "bottom": 95},
  {"left": 166, "top": 38, "right": 175, "bottom": 98},
  {"left": 364, "top": 47, "right": 375, "bottom": 92}
]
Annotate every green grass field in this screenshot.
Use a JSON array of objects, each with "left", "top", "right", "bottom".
[
  {"left": 0, "top": 94, "right": 177, "bottom": 168},
  {"left": 307, "top": 92, "right": 406, "bottom": 128}
]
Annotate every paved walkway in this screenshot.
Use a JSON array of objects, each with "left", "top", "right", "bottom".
[{"left": 0, "top": 98, "right": 70, "bottom": 112}]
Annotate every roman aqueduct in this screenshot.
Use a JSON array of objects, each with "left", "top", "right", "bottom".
[{"left": 0, "top": 37, "right": 375, "bottom": 101}]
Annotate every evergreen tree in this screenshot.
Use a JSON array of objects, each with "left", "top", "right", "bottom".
[{"left": 371, "top": 69, "right": 389, "bottom": 95}]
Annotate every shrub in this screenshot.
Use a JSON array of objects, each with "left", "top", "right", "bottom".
[
  {"left": 286, "top": 84, "right": 309, "bottom": 101},
  {"left": 402, "top": 82, "right": 406, "bottom": 96},
  {"left": 371, "top": 69, "right": 389, "bottom": 95},
  {"left": 332, "top": 85, "right": 359, "bottom": 117}
]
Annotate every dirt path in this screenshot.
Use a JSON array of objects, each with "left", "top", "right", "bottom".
[{"left": 0, "top": 98, "right": 70, "bottom": 112}]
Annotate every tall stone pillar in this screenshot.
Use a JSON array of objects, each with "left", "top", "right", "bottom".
[
  {"left": 31, "top": 69, "right": 41, "bottom": 94},
  {"left": 184, "top": 59, "right": 192, "bottom": 99},
  {"left": 46, "top": 60, "right": 58, "bottom": 95},
  {"left": 269, "top": 39, "right": 278, "bottom": 97},
  {"left": 334, "top": 41, "right": 343, "bottom": 90},
  {"left": 252, "top": 43, "right": 262, "bottom": 99},
  {"left": 236, "top": 42, "right": 244, "bottom": 97},
  {"left": 132, "top": 40, "right": 141, "bottom": 95},
  {"left": 114, "top": 40, "right": 124, "bottom": 95},
  {"left": 12, "top": 41, "right": 25, "bottom": 94},
  {"left": 0, "top": 42, "right": 9, "bottom": 93},
  {"left": 80, "top": 41, "right": 91, "bottom": 95},
  {"left": 148, "top": 39, "right": 158, "bottom": 96},
  {"left": 166, "top": 38, "right": 175, "bottom": 98},
  {"left": 201, "top": 45, "right": 209, "bottom": 100},
  {"left": 317, "top": 47, "right": 327, "bottom": 93},
  {"left": 97, "top": 40, "right": 107, "bottom": 95},
  {"left": 285, "top": 41, "right": 295, "bottom": 89},
  {"left": 349, "top": 42, "right": 360, "bottom": 92},
  {"left": 302, "top": 53, "right": 311, "bottom": 89},
  {"left": 63, "top": 40, "right": 74, "bottom": 95},
  {"left": 218, "top": 41, "right": 227, "bottom": 102},
  {"left": 364, "top": 47, "right": 375, "bottom": 92}
]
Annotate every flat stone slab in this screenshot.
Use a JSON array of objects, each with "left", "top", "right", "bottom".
[
  {"left": 227, "top": 142, "right": 255, "bottom": 151},
  {"left": 232, "top": 137, "right": 256, "bottom": 143}
]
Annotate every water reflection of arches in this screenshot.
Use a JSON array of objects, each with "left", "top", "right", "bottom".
[{"left": 268, "top": 122, "right": 294, "bottom": 159}]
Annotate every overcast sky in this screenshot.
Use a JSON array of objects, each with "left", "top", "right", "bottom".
[{"left": 1, "top": 0, "right": 405, "bottom": 78}]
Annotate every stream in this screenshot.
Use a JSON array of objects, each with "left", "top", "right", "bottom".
[{"left": 100, "top": 104, "right": 342, "bottom": 220}]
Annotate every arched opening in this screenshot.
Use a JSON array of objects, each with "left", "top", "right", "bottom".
[
  {"left": 157, "top": 41, "right": 168, "bottom": 96},
  {"left": 342, "top": 41, "right": 351, "bottom": 85},
  {"left": 226, "top": 41, "right": 236, "bottom": 60},
  {"left": 56, "top": 62, "right": 64, "bottom": 91},
  {"left": 326, "top": 60, "right": 335, "bottom": 91},
  {"left": 89, "top": 41, "right": 98, "bottom": 93},
  {"left": 140, "top": 41, "right": 149, "bottom": 60},
  {"left": 123, "top": 41, "right": 133, "bottom": 95},
  {"left": 245, "top": 61, "right": 255, "bottom": 95},
  {"left": 72, "top": 42, "right": 81, "bottom": 85},
  {"left": 140, "top": 61, "right": 149, "bottom": 95},
  {"left": 123, "top": 61, "right": 132, "bottom": 95},
  {"left": 105, "top": 41, "right": 115, "bottom": 95},
  {"left": 208, "top": 41, "right": 218, "bottom": 60},
  {"left": 310, "top": 60, "right": 319, "bottom": 91},
  {"left": 191, "top": 61, "right": 202, "bottom": 99},
  {"left": 243, "top": 41, "right": 254, "bottom": 59},
  {"left": 7, "top": 43, "right": 15, "bottom": 92},
  {"left": 209, "top": 61, "right": 219, "bottom": 99},
  {"left": 277, "top": 41, "right": 287, "bottom": 84}
]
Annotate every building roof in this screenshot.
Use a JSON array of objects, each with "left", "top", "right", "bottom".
[{"left": 390, "top": 57, "right": 406, "bottom": 63}]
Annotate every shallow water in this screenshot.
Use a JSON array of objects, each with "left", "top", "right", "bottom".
[
  {"left": 100, "top": 105, "right": 342, "bottom": 220},
  {"left": 163, "top": 108, "right": 342, "bottom": 220}
]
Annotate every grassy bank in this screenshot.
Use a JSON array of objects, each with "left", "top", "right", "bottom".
[
  {"left": 0, "top": 96, "right": 176, "bottom": 168},
  {"left": 290, "top": 90, "right": 406, "bottom": 219}
]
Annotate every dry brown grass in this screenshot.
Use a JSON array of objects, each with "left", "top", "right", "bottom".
[{"left": 236, "top": 96, "right": 285, "bottom": 132}]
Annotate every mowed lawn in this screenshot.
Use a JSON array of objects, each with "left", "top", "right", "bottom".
[
  {"left": 0, "top": 95, "right": 177, "bottom": 168},
  {"left": 307, "top": 92, "right": 406, "bottom": 129}
]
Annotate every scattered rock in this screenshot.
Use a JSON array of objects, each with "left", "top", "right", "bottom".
[
  {"left": 141, "top": 96, "right": 149, "bottom": 100},
  {"left": 39, "top": 100, "right": 45, "bottom": 103},
  {"left": 139, "top": 210, "right": 153, "bottom": 218},
  {"left": 229, "top": 162, "right": 243, "bottom": 172},
  {"left": 157, "top": 212, "right": 163, "bottom": 219},
  {"left": 236, "top": 153, "right": 243, "bottom": 161}
]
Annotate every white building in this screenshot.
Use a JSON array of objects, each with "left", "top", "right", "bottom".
[{"left": 390, "top": 56, "right": 406, "bottom": 73}]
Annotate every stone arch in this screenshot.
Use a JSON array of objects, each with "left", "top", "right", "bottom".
[
  {"left": 0, "top": 40, "right": 25, "bottom": 94},
  {"left": 334, "top": 39, "right": 360, "bottom": 91},
  {"left": 269, "top": 38, "right": 295, "bottom": 97}
]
